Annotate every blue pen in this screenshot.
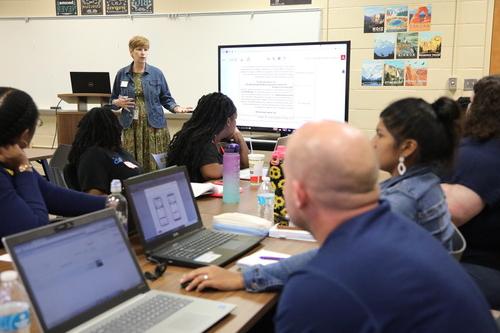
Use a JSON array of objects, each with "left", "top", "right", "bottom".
[{"left": 259, "top": 256, "right": 286, "bottom": 261}]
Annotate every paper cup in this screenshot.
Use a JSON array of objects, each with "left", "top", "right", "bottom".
[{"left": 248, "top": 153, "right": 265, "bottom": 185}]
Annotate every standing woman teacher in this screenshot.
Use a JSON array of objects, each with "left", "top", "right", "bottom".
[{"left": 111, "top": 36, "right": 191, "bottom": 172}]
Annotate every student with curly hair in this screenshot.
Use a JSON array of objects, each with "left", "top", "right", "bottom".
[
  {"left": 166, "top": 92, "right": 249, "bottom": 182},
  {"left": 442, "top": 75, "right": 500, "bottom": 307},
  {"left": 0, "top": 87, "right": 105, "bottom": 239},
  {"left": 65, "top": 107, "right": 142, "bottom": 195}
]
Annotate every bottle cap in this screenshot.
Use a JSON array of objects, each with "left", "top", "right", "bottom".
[
  {"left": 110, "top": 179, "right": 122, "bottom": 193},
  {"left": 225, "top": 143, "right": 240, "bottom": 153},
  {"left": 0, "top": 270, "right": 18, "bottom": 282}
]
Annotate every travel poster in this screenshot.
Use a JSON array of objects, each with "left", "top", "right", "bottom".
[
  {"left": 106, "top": 0, "right": 128, "bottom": 15},
  {"left": 131, "top": 0, "right": 153, "bottom": 14},
  {"left": 385, "top": 6, "right": 408, "bottom": 32},
  {"left": 383, "top": 60, "right": 404, "bottom": 86},
  {"left": 81, "top": 0, "right": 103, "bottom": 15},
  {"left": 419, "top": 32, "right": 442, "bottom": 58},
  {"left": 361, "top": 61, "right": 383, "bottom": 86},
  {"left": 374, "top": 34, "right": 395, "bottom": 59},
  {"left": 409, "top": 5, "right": 431, "bottom": 31},
  {"left": 55, "top": 0, "right": 77, "bottom": 16},
  {"left": 364, "top": 6, "right": 385, "bottom": 33},
  {"left": 405, "top": 60, "right": 428, "bottom": 86},
  {"left": 396, "top": 32, "right": 418, "bottom": 59},
  {"left": 270, "top": 0, "right": 312, "bottom": 5}
]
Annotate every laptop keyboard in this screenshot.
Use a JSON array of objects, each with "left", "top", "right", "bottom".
[
  {"left": 85, "top": 294, "right": 192, "bottom": 333},
  {"left": 162, "top": 230, "right": 236, "bottom": 259}
]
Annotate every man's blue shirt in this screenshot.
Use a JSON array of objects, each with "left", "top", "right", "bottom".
[{"left": 275, "top": 201, "right": 497, "bottom": 333}]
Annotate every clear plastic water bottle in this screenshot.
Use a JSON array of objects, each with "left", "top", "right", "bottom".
[
  {"left": 257, "top": 176, "right": 275, "bottom": 222},
  {"left": 105, "top": 179, "right": 128, "bottom": 232},
  {"left": 0, "top": 271, "right": 30, "bottom": 333}
]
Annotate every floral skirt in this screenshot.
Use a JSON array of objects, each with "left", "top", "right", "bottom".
[{"left": 122, "top": 107, "right": 170, "bottom": 173}]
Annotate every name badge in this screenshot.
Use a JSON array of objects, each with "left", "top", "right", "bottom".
[{"left": 120, "top": 80, "right": 128, "bottom": 88}]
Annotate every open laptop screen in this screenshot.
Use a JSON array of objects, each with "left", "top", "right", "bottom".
[
  {"left": 10, "top": 216, "right": 144, "bottom": 331},
  {"left": 127, "top": 168, "right": 199, "bottom": 243}
]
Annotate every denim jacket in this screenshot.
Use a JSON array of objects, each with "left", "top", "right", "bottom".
[
  {"left": 111, "top": 63, "right": 178, "bottom": 129},
  {"left": 242, "top": 167, "right": 455, "bottom": 292},
  {"left": 380, "top": 165, "right": 454, "bottom": 250}
]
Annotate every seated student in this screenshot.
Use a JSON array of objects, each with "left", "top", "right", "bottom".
[
  {"left": 166, "top": 92, "right": 249, "bottom": 182},
  {"left": 65, "top": 107, "right": 142, "bottom": 195},
  {"left": 442, "top": 75, "right": 500, "bottom": 308},
  {"left": 180, "top": 97, "right": 461, "bottom": 292},
  {"left": 0, "top": 88, "right": 105, "bottom": 239}
]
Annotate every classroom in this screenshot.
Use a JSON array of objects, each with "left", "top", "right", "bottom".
[{"left": 1, "top": 0, "right": 500, "bottom": 332}]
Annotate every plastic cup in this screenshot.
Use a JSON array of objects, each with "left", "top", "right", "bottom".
[{"left": 248, "top": 153, "right": 265, "bottom": 185}]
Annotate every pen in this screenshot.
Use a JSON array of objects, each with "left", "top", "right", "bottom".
[{"left": 259, "top": 256, "right": 286, "bottom": 261}]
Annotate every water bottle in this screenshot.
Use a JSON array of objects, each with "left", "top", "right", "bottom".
[
  {"left": 105, "top": 179, "right": 128, "bottom": 232},
  {"left": 0, "top": 271, "right": 30, "bottom": 333},
  {"left": 223, "top": 143, "right": 240, "bottom": 204},
  {"left": 257, "top": 176, "right": 275, "bottom": 222}
]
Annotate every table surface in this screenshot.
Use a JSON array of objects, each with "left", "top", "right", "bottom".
[
  {"left": 0, "top": 181, "right": 318, "bottom": 333},
  {"left": 25, "top": 148, "right": 56, "bottom": 161}
]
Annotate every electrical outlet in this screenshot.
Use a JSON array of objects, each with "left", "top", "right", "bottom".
[
  {"left": 448, "top": 77, "right": 458, "bottom": 90},
  {"left": 464, "top": 79, "right": 478, "bottom": 91}
]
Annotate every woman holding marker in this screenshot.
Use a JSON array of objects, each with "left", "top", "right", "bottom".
[{"left": 111, "top": 35, "right": 192, "bottom": 172}]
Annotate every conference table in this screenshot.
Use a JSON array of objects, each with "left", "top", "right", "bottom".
[{"left": 0, "top": 181, "right": 318, "bottom": 333}]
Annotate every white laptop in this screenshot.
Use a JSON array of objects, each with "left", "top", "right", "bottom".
[{"left": 2, "top": 209, "right": 235, "bottom": 333}]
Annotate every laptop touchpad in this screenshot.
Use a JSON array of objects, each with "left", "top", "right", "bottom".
[
  {"left": 169, "top": 312, "right": 213, "bottom": 331},
  {"left": 219, "top": 239, "right": 244, "bottom": 250}
]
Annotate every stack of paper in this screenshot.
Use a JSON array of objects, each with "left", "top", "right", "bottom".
[{"left": 236, "top": 249, "right": 291, "bottom": 268}]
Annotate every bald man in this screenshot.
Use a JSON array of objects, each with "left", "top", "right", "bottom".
[{"left": 275, "top": 121, "right": 497, "bottom": 333}]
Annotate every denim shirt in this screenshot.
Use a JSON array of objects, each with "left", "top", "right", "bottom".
[
  {"left": 111, "top": 63, "right": 178, "bottom": 129},
  {"left": 242, "top": 167, "right": 455, "bottom": 292}
]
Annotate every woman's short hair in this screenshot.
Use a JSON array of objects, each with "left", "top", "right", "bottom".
[
  {"left": 0, "top": 87, "right": 38, "bottom": 146},
  {"left": 380, "top": 97, "right": 462, "bottom": 168},
  {"left": 129, "top": 36, "right": 150, "bottom": 51},
  {"left": 464, "top": 75, "right": 500, "bottom": 140}
]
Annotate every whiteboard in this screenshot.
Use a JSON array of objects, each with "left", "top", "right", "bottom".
[{"left": 0, "top": 10, "right": 321, "bottom": 110}]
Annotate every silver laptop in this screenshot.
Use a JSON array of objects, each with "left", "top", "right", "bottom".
[
  {"left": 2, "top": 209, "right": 235, "bottom": 333},
  {"left": 124, "top": 165, "right": 263, "bottom": 268}
]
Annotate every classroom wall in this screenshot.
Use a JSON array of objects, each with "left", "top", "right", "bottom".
[{"left": 0, "top": 0, "right": 494, "bottom": 146}]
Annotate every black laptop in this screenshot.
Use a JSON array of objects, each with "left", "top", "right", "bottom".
[
  {"left": 124, "top": 166, "right": 263, "bottom": 268},
  {"left": 70, "top": 72, "right": 111, "bottom": 94},
  {"left": 2, "top": 209, "right": 235, "bottom": 333}
]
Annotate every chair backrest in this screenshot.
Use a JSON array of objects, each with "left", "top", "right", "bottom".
[
  {"left": 151, "top": 152, "right": 167, "bottom": 169},
  {"left": 450, "top": 223, "right": 466, "bottom": 261},
  {"left": 47, "top": 144, "right": 72, "bottom": 188}
]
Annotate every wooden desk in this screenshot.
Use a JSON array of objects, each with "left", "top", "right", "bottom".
[
  {"left": 0, "top": 181, "right": 317, "bottom": 333},
  {"left": 25, "top": 148, "right": 55, "bottom": 177}
]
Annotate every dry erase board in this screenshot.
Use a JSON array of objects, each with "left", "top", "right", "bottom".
[{"left": 0, "top": 9, "right": 321, "bottom": 110}]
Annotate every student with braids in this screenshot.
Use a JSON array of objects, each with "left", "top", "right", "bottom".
[
  {"left": 65, "top": 107, "right": 142, "bottom": 195},
  {"left": 166, "top": 92, "right": 249, "bottom": 182},
  {"left": 0, "top": 87, "right": 105, "bottom": 239},
  {"left": 180, "top": 96, "right": 462, "bottom": 294}
]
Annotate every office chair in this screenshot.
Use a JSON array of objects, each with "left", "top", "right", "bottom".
[
  {"left": 152, "top": 152, "right": 167, "bottom": 169},
  {"left": 450, "top": 224, "right": 466, "bottom": 261},
  {"left": 46, "top": 144, "right": 72, "bottom": 188}
]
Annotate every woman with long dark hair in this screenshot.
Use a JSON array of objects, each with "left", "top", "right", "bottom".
[{"left": 167, "top": 92, "right": 249, "bottom": 182}]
